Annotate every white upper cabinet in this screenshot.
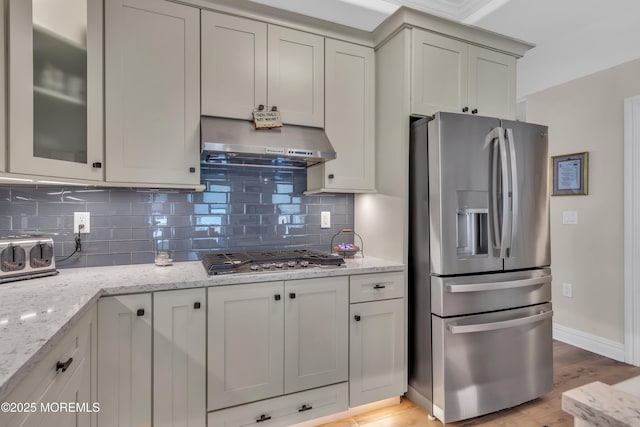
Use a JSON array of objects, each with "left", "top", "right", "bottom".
[
  {"left": 105, "top": 0, "right": 200, "bottom": 185},
  {"left": 468, "top": 45, "right": 516, "bottom": 120},
  {"left": 268, "top": 25, "right": 324, "bottom": 127},
  {"left": 412, "top": 30, "right": 468, "bottom": 116},
  {"left": 7, "top": 0, "right": 103, "bottom": 180},
  {"left": 201, "top": 12, "right": 324, "bottom": 127},
  {"left": 201, "top": 11, "right": 267, "bottom": 121},
  {"left": 308, "top": 39, "right": 375, "bottom": 193},
  {"left": 412, "top": 30, "right": 516, "bottom": 119}
]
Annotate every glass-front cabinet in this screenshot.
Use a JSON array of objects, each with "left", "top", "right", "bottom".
[{"left": 8, "top": 0, "right": 103, "bottom": 181}]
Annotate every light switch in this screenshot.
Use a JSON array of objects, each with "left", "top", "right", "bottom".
[{"left": 562, "top": 211, "right": 578, "bottom": 225}]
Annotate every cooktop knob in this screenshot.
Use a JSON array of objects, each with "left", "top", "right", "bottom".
[
  {"left": 300, "top": 261, "right": 309, "bottom": 268},
  {"left": 275, "top": 263, "right": 284, "bottom": 269},
  {"left": 287, "top": 261, "right": 296, "bottom": 267},
  {"left": 250, "top": 264, "right": 260, "bottom": 271}
]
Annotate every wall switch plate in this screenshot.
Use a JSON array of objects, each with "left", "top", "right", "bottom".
[
  {"left": 74, "top": 212, "right": 91, "bottom": 233},
  {"left": 321, "top": 211, "right": 331, "bottom": 229},
  {"left": 562, "top": 211, "right": 578, "bottom": 225},
  {"left": 562, "top": 282, "right": 573, "bottom": 298}
]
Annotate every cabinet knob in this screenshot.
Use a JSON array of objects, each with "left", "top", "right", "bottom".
[
  {"left": 462, "top": 107, "right": 469, "bottom": 112},
  {"left": 289, "top": 292, "right": 296, "bottom": 299},
  {"left": 354, "top": 315, "right": 361, "bottom": 322},
  {"left": 256, "top": 414, "right": 271, "bottom": 423},
  {"left": 271, "top": 106, "right": 278, "bottom": 111},
  {"left": 92, "top": 162, "right": 102, "bottom": 168},
  {"left": 258, "top": 104, "right": 265, "bottom": 111},
  {"left": 136, "top": 309, "right": 145, "bottom": 317},
  {"left": 328, "top": 174, "right": 335, "bottom": 179},
  {"left": 189, "top": 167, "right": 196, "bottom": 173},
  {"left": 274, "top": 294, "right": 281, "bottom": 301},
  {"left": 56, "top": 357, "right": 73, "bottom": 373},
  {"left": 472, "top": 109, "right": 478, "bottom": 114},
  {"left": 194, "top": 302, "right": 201, "bottom": 309},
  {"left": 298, "top": 404, "right": 313, "bottom": 412}
]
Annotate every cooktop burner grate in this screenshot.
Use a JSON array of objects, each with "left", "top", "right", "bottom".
[{"left": 202, "top": 249, "right": 345, "bottom": 275}]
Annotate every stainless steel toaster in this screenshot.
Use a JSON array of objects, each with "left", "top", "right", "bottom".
[{"left": 0, "top": 236, "right": 58, "bottom": 283}]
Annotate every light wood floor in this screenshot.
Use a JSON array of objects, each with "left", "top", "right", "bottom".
[{"left": 319, "top": 340, "right": 640, "bottom": 427}]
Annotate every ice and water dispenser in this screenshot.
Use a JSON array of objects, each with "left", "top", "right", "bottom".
[{"left": 456, "top": 191, "right": 488, "bottom": 257}]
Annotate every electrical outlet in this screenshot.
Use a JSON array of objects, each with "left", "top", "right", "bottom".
[
  {"left": 321, "top": 211, "right": 331, "bottom": 229},
  {"left": 74, "top": 212, "right": 91, "bottom": 233},
  {"left": 562, "top": 282, "right": 573, "bottom": 298}
]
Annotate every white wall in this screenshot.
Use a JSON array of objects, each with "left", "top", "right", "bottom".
[{"left": 526, "top": 58, "right": 640, "bottom": 343}]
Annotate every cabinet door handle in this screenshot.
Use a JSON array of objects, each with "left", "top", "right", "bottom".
[
  {"left": 256, "top": 414, "right": 271, "bottom": 423},
  {"left": 274, "top": 294, "right": 281, "bottom": 301},
  {"left": 462, "top": 107, "right": 469, "bottom": 112},
  {"left": 354, "top": 315, "right": 361, "bottom": 322},
  {"left": 194, "top": 302, "right": 201, "bottom": 309},
  {"left": 136, "top": 309, "right": 145, "bottom": 316},
  {"left": 289, "top": 292, "right": 296, "bottom": 299},
  {"left": 56, "top": 357, "right": 73, "bottom": 373},
  {"left": 373, "top": 284, "right": 387, "bottom": 289},
  {"left": 472, "top": 109, "right": 478, "bottom": 114},
  {"left": 298, "top": 404, "right": 313, "bottom": 412},
  {"left": 328, "top": 174, "right": 335, "bottom": 179},
  {"left": 189, "top": 167, "right": 196, "bottom": 173},
  {"left": 92, "top": 162, "right": 102, "bottom": 168}
]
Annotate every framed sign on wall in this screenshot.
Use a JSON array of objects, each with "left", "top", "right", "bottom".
[{"left": 551, "top": 152, "right": 589, "bottom": 196}]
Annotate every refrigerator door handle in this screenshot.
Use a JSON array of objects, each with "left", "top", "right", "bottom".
[
  {"left": 446, "top": 275, "right": 552, "bottom": 293},
  {"left": 447, "top": 310, "right": 553, "bottom": 334},
  {"left": 497, "top": 128, "right": 511, "bottom": 259},
  {"left": 506, "top": 127, "right": 518, "bottom": 257},
  {"left": 485, "top": 128, "right": 502, "bottom": 256}
]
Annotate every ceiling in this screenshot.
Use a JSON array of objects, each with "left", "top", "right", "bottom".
[{"left": 248, "top": 0, "right": 640, "bottom": 98}]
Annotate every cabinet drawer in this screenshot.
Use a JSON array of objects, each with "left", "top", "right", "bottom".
[
  {"left": 0, "top": 305, "right": 95, "bottom": 427},
  {"left": 208, "top": 382, "right": 348, "bottom": 427},
  {"left": 350, "top": 272, "right": 404, "bottom": 303}
]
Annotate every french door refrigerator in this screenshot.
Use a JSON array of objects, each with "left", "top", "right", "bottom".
[{"left": 408, "top": 112, "right": 552, "bottom": 424}]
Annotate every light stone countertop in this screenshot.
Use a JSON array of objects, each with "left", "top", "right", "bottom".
[
  {"left": 562, "top": 379, "right": 640, "bottom": 426},
  {"left": 0, "top": 256, "right": 404, "bottom": 403}
]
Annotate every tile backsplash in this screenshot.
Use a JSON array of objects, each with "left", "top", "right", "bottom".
[{"left": 0, "top": 165, "right": 354, "bottom": 268}]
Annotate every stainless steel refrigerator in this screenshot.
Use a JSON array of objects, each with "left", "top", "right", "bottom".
[{"left": 408, "top": 112, "right": 553, "bottom": 423}]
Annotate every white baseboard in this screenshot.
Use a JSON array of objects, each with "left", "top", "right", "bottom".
[{"left": 553, "top": 323, "right": 625, "bottom": 362}]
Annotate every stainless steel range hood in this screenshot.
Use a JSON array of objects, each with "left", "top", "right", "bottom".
[{"left": 201, "top": 116, "right": 336, "bottom": 169}]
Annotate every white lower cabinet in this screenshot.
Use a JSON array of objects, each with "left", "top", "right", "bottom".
[
  {"left": 349, "top": 273, "right": 406, "bottom": 407},
  {"left": 284, "top": 278, "right": 349, "bottom": 394},
  {"left": 97, "top": 289, "right": 206, "bottom": 427},
  {"left": 208, "top": 277, "right": 349, "bottom": 413},
  {"left": 0, "top": 305, "right": 97, "bottom": 427},
  {"left": 154, "top": 289, "right": 206, "bottom": 427},
  {"left": 97, "top": 294, "right": 152, "bottom": 427},
  {"left": 208, "top": 382, "right": 348, "bottom": 427}
]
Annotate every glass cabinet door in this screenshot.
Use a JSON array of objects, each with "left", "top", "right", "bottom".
[{"left": 8, "top": 0, "right": 103, "bottom": 181}]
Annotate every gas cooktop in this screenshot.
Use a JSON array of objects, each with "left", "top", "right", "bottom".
[{"left": 202, "top": 249, "right": 345, "bottom": 276}]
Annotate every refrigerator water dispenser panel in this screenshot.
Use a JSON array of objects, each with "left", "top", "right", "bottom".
[{"left": 456, "top": 191, "right": 489, "bottom": 257}]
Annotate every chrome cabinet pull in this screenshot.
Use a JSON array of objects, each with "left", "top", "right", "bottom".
[
  {"left": 256, "top": 414, "right": 271, "bottom": 423},
  {"left": 298, "top": 404, "right": 313, "bottom": 412}
]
